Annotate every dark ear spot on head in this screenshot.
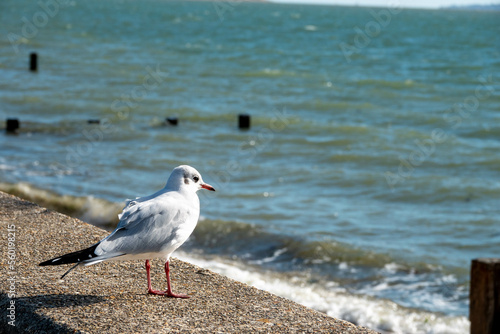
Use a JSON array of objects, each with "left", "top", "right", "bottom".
[{"left": 184, "top": 178, "right": 189, "bottom": 185}]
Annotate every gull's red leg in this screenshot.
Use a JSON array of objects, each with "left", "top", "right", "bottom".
[
  {"left": 145, "top": 259, "right": 189, "bottom": 298},
  {"left": 146, "top": 259, "right": 166, "bottom": 296},
  {"left": 164, "top": 260, "right": 190, "bottom": 299}
]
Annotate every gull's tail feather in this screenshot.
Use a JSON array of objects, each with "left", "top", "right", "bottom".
[
  {"left": 39, "top": 243, "right": 101, "bottom": 279},
  {"left": 39, "top": 243, "right": 128, "bottom": 279},
  {"left": 60, "top": 263, "right": 81, "bottom": 279},
  {"left": 39, "top": 243, "right": 100, "bottom": 267}
]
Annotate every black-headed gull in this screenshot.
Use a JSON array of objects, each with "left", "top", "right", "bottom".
[{"left": 39, "top": 165, "right": 215, "bottom": 298}]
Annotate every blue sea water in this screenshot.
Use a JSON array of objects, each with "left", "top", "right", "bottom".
[{"left": 1, "top": 0, "right": 499, "bottom": 332}]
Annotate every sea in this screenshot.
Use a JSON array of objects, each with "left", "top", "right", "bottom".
[{"left": 1, "top": 0, "right": 499, "bottom": 332}]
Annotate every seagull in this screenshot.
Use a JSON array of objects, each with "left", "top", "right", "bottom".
[{"left": 39, "top": 165, "right": 215, "bottom": 298}]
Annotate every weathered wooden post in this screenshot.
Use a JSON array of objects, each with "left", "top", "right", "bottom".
[
  {"left": 30, "top": 52, "right": 38, "bottom": 71},
  {"left": 6, "top": 118, "right": 20, "bottom": 133},
  {"left": 166, "top": 117, "right": 178, "bottom": 126},
  {"left": 470, "top": 258, "right": 500, "bottom": 334},
  {"left": 238, "top": 114, "right": 250, "bottom": 130}
]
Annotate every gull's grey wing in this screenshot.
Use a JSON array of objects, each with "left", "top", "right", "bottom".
[{"left": 95, "top": 192, "right": 193, "bottom": 257}]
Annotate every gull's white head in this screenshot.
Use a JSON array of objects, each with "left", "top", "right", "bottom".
[{"left": 166, "top": 165, "right": 215, "bottom": 193}]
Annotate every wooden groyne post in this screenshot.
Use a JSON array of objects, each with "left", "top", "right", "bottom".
[
  {"left": 238, "top": 114, "right": 250, "bottom": 130},
  {"left": 470, "top": 258, "right": 500, "bottom": 334},
  {"left": 30, "top": 52, "right": 38, "bottom": 71}
]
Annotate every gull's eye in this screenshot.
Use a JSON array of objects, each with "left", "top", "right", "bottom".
[{"left": 193, "top": 176, "right": 199, "bottom": 183}]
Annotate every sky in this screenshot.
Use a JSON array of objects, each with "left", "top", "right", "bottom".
[{"left": 270, "top": 0, "right": 499, "bottom": 9}]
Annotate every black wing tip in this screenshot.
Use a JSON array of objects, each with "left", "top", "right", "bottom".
[
  {"left": 38, "top": 243, "right": 99, "bottom": 267},
  {"left": 39, "top": 260, "right": 53, "bottom": 266},
  {"left": 60, "top": 263, "right": 80, "bottom": 279}
]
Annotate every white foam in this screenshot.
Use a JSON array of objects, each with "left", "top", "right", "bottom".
[
  {"left": 0, "top": 182, "right": 123, "bottom": 227},
  {"left": 357, "top": 271, "right": 467, "bottom": 316},
  {"left": 80, "top": 196, "right": 124, "bottom": 226},
  {"left": 304, "top": 25, "right": 318, "bottom": 31},
  {"left": 0, "top": 163, "right": 15, "bottom": 171},
  {"left": 177, "top": 251, "right": 469, "bottom": 334},
  {"left": 248, "top": 247, "right": 288, "bottom": 265}
]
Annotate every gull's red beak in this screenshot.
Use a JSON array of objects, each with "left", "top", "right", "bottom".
[{"left": 201, "top": 183, "right": 215, "bottom": 191}]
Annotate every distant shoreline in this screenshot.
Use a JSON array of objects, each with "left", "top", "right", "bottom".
[
  {"left": 189, "top": 0, "right": 500, "bottom": 11},
  {"left": 186, "top": 0, "right": 268, "bottom": 3}
]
